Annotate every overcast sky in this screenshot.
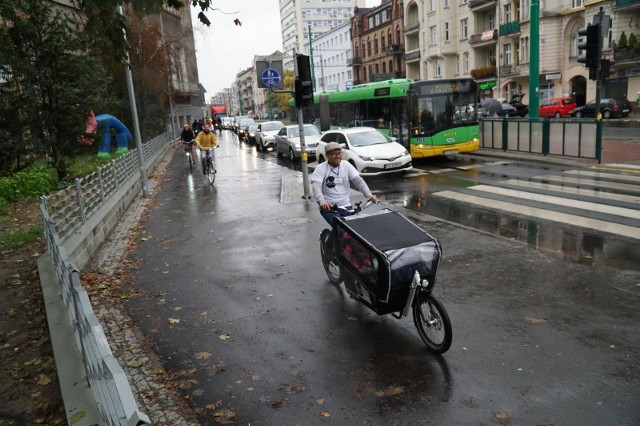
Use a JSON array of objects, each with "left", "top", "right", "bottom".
[{"left": 191, "top": 0, "right": 378, "bottom": 98}]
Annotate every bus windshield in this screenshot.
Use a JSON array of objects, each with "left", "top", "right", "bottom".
[{"left": 410, "top": 80, "right": 478, "bottom": 137}]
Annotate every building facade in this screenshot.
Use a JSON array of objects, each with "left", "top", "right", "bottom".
[
  {"left": 404, "top": 0, "right": 640, "bottom": 106},
  {"left": 305, "top": 22, "right": 354, "bottom": 91},
  {"left": 350, "top": 0, "right": 406, "bottom": 85},
  {"left": 280, "top": 0, "right": 367, "bottom": 70}
]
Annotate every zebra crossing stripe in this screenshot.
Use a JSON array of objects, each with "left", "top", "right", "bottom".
[
  {"left": 500, "top": 179, "right": 640, "bottom": 204},
  {"left": 470, "top": 185, "right": 640, "bottom": 220},
  {"left": 432, "top": 190, "right": 640, "bottom": 240}
]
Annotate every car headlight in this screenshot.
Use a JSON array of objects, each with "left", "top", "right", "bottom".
[
  {"left": 249, "top": 132, "right": 255, "bottom": 137},
  {"left": 404, "top": 149, "right": 409, "bottom": 155},
  {"left": 359, "top": 155, "right": 374, "bottom": 161}
]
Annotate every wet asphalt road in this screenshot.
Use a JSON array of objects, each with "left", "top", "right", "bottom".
[{"left": 124, "top": 132, "right": 640, "bottom": 425}]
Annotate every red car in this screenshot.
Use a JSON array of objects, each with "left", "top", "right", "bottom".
[{"left": 539, "top": 97, "right": 577, "bottom": 118}]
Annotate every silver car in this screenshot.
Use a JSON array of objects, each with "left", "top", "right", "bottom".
[{"left": 275, "top": 124, "right": 322, "bottom": 161}]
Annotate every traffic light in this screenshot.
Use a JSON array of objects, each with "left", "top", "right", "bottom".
[
  {"left": 577, "top": 24, "right": 600, "bottom": 70},
  {"left": 295, "top": 54, "right": 313, "bottom": 108},
  {"left": 600, "top": 58, "right": 615, "bottom": 82}
]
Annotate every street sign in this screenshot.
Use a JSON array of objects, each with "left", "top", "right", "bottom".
[{"left": 261, "top": 68, "right": 281, "bottom": 88}]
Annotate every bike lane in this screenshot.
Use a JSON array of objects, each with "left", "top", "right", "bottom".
[{"left": 122, "top": 132, "right": 640, "bottom": 425}]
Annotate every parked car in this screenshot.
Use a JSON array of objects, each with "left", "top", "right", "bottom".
[
  {"left": 237, "top": 118, "right": 256, "bottom": 140},
  {"left": 316, "top": 127, "right": 412, "bottom": 176},
  {"left": 275, "top": 124, "right": 322, "bottom": 161},
  {"left": 508, "top": 93, "right": 528, "bottom": 117},
  {"left": 254, "top": 121, "right": 284, "bottom": 151},
  {"left": 496, "top": 102, "right": 520, "bottom": 117},
  {"left": 539, "top": 97, "right": 577, "bottom": 118},
  {"left": 570, "top": 98, "right": 631, "bottom": 119},
  {"left": 246, "top": 123, "right": 259, "bottom": 143}
]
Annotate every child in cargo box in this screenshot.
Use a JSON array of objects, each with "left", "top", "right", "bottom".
[{"left": 340, "top": 231, "right": 377, "bottom": 283}]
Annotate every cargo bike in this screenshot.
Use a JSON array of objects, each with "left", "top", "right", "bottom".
[{"left": 320, "top": 202, "right": 452, "bottom": 353}]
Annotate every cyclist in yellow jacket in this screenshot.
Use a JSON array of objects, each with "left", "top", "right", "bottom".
[{"left": 195, "top": 124, "right": 218, "bottom": 174}]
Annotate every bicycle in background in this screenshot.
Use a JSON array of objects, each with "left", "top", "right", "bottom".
[{"left": 181, "top": 140, "right": 196, "bottom": 171}]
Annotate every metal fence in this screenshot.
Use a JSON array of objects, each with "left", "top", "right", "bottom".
[
  {"left": 479, "top": 118, "right": 602, "bottom": 162},
  {"left": 39, "top": 131, "right": 173, "bottom": 425}
]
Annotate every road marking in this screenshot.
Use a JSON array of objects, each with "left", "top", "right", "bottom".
[
  {"left": 563, "top": 169, "right": 640, "bottom": 183},
  {"left": 500, "top": 179, "right": 640, "bottom": 205},
  {"left": 532, "top": 174, "right": 640, "bottom": 193},
  {"left": 432, "top": 190, "right": 640, "bottom": 240},
  {"left": 470, "top": 185, "right": 640, "bottom": 220}
]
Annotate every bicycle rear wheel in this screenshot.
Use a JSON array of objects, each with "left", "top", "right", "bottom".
[
  {"left": 413, "top": 293, "right": 452, "bottom": 353},
  {"left": 207, "top": 159, "right": 216, "bottom": 185},
  {"left": 320, "top": 229, "right": 341, "bottom": 284}
]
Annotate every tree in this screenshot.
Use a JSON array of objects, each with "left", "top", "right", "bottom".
[
  {"left": 0, "top": 0, "right": 115, "bottom": 179},
  {"left": 271, "top": 70, "right": 294, "bottom": 115},
  {"left": 75, "top": 0, "right": 235, "bottom": 63}
]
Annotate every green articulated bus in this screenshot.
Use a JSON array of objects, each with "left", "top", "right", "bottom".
[{"left": 291, "top": 78, "right": 480, "bottom": 158}]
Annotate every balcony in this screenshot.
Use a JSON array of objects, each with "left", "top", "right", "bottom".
[
  {"left": 615, "top": 0, "right": 640, "bottom": 10},
  {"left": 499, "top": 64, "right": 520, "bottom": 77},
  {"left": 404, "top": 22, "right": 420, "bottom": 35},
  {"left": 469, "top": 29, "right": 498, "bottom": 46},
  {"left": 386, "top": 44, "right": 405, "bottom": 54},
  {"left": 613, "top": 47, "right": 640, "bottom": 66},
  {"left": 348, "top": 57, "right": 363, "bottom": 66},
  {"left": 469, "top": 0, "right": 497, "bottom": 12},
  {"left": 405, "top": 50, "right": 421, "bottom": 63},
  {"left": 500, "top": 21, "right": 520, "bottom": 37}
]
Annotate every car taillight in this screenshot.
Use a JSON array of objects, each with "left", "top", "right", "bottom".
[{"left": 612, "top": 104, "right": 619, "bottom": 110}]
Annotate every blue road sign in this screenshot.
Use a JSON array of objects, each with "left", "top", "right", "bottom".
[{"left": 262, "top": 68, "right": 281, "bottom": 88}]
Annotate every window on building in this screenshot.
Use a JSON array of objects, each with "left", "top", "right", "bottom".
[
  {"left": 388, "top": 29, "right": 392, "bottom": 46},
  {"left": 382, "top": 62, "right": 386, "bottom": 73},
  {"left": 489, "top": 13, "right": 495, "bottom": 29},
  {"left": 521, "top": 36, "right": 529, "bottom": 62},
  {"left": 504, "top": 43, "right": 512, "bottom": 65},
  {"left": 504, "top": 4, "right": 511, "bottom": 23},
  {"left": 522, "top": 0, "right": 530, "bottom": 19},
  {"left": 444, "top": 22, "right": 450, "bottom": 42},
  {"left": 444, "top": 0, "right": 449, "bottom": 7},
  {"left": 516, "top": 43, "right": 520, "bottom": 66},
  {"left": 456, "top": 55, "right": 460, "bottom": 74},
  {"left": 460, "top": 19, "right": 468, "bottom": 39},
  {"left": 382, "top": 35, "right": 386, "bottom": 51},
  {"left": 430, "top": 26, "right": 437, "bottom": 44},
  {"left": 434, "top": 58, "right": 442, "bottom": 77},
  {"left": 429, "top": 0, "right": 436, "bottom": 12},
  {"left": 463, "top": 52, "right": 469, "bottom": 73},
  {"left": 396, "top": 27, "right": 401, "bottom": 45},
  {"left": 367, "top": 38, "right": 371, "bottom": 56},
  {"left": 571, "top": 0, "right": 583, "bottom": 7},
  {"left": 374, "top": 36, "right": 378, "bottom": 54}
]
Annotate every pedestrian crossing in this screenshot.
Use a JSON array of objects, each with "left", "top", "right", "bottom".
[{"left": 427, "top": 166, "right": 640, "bottom": 268}]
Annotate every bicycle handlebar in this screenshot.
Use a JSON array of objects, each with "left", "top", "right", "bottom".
[{"left": 330, "top": 199, "right": 378, "bottom": 215}]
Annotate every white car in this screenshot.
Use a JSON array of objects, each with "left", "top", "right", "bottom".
[
  {"left": 316, "top": 127, "right": 412, "bottom": 176},
  {"left": 254, "top": 121, "right": 284, "bottom": 151}
]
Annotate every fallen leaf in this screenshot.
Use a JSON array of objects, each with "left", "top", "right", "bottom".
[
  {"left": 219, "top": 333, "right": 231, "bottom": 340},
  {"left": 495, "top": 412, "right": 509, "bottom": 424},
  {"left": 348, "top": 316, "right": 359, "bottom": 321},
  {"left": 173, "top": 306, "right": 183, "bottom": 311},
  {"left": 272, "top": 400, "right": 286, "bottom": 409},
  {"left": 169, "top": 318, "right": 180, "bottom": 324},
  {"left": 195, "top": 351, "right": 212, "bottom": 360},
  {"left": 36, "top": 374, "right": 51, "bottom": 385},
  {"left": 320, "top": 411, "right": 330, "bottom": 417},
  {"left": 68, "top": 411, "right": 86, "bottom": 425},
  {"left": 316, "top": 398, "right": 325, "bottom": 405},
  {"left": 246, "top": 387, "right": 255, "bottom": 392}
]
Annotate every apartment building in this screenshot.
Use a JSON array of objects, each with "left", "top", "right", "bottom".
[
  {"left": 237, "top": 67, "right": 255, "bottom": 116},
  {"left": 280, "top": 0, "right": 367, "bottom": 70},
  {"left": 404, "top": 0, "right": 640, "bottom": 106},
  {"left": 350, "top": 0, "right": 406, "bottom": 85},
  {"left": 305, "top": 22, "right": 354, "bottom": 91}
]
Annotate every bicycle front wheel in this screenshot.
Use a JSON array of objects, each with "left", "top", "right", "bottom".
[
  {"left": 320, "top": 230, "right": 341, "bottom": 284},
  {"left": 413, "top": 293, "right": 452, "bottom": 353},
  {"left": 207, "top": 161, "right": 216, "bottom": 185}
]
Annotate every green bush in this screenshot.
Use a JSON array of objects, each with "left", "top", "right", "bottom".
[
  {"left": 0, "top": 197, "right": 8, "bottom": 215},
  {"left": 0, "top": 166, "right": 58, "bottom": 202},
  {"left": 628, "top": 33, "right": 639, "bottom": 50},
  {"left": 618, "top": 31, "right": 628, "bottom": 48}
]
